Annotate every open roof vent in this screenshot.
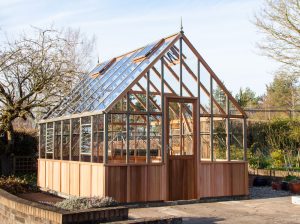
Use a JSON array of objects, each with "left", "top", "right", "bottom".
[
  {"left": 133, "top": 39, "right": 165, "bottom": 63},
  {"left": 165, "top": 46, "right": 186, "bottom": 66},
  {"left": 90, "top": 58, "right": 116, "bottom": 78}
]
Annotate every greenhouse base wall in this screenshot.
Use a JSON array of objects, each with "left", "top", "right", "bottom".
[{"left": 38, "top": 159, "right": 248, "bottom": 203}]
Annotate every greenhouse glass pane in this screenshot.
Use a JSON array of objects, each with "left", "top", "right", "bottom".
[
  {"left": 94, "top": 37, "right": 175, "bottom": 111},
  {"left": 72, "top": 55, "right": 133, "bottom": 114},
  {"left": 58, "top": 60, "right": 118, "bottom": 116},
  {"left": 50, "top": 61, "right": 110, "bottom": 118}
]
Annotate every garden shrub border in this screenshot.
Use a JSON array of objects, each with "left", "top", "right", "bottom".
[{"left": 0, "top": 188, "right": 128, "bottom": 224}]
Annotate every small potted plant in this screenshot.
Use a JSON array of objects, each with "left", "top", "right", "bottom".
[
  {"left": 289, "top": 179, "right": 300, "bottom": 194},
  {"left": 271, "top": 181, "right": 282, "bottom": 190},
  {"left": 282, "top": 175, "right": 298, "bottom": 191}
]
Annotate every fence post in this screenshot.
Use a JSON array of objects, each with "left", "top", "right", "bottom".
[{"left": 12, "top": 156, "right": 16, "bottom": 174}]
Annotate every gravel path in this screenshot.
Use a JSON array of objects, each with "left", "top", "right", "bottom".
[{"left": 250, "top": 186, "right": 294, "bottom": 199}]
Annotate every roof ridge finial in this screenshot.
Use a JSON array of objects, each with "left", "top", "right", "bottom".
[{"left": 180, "top": 17, "right": 184, "bottom": 34}]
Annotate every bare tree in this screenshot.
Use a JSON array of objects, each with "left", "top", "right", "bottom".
[
  {"left": 0, "top": 27, "right": 95, "bottom": 173},
  {"left": 255, "top": 0, "right": 300, "bottom": 76}
]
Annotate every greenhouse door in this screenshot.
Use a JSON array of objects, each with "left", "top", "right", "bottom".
[{"left": 166, "top": 97, "right": 197, "bottom": 200}]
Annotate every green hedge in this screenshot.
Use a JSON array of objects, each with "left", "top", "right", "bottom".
[{"left": 247, "top": 118, "right": 300, "bottom": 170}]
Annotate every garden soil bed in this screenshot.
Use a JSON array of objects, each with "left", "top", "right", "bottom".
[{"left": 17, "top": 192, "right": 64, "bottom": 204}]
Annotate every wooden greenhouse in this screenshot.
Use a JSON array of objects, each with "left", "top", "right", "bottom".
[{"left": 38, "top": 31, "right": 248, "bottom": 202}]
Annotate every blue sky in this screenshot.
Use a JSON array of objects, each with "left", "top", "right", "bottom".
[{"left": 0, "top": 0, "right": 277, "bottom": 96}]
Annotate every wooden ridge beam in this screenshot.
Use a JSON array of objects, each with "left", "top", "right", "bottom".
[{"left": 128, "top": 90, "right": 160, "bottom": 95}]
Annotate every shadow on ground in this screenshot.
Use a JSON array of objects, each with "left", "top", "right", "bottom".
[{"left": 183, "top": 217, "right": 225, "bottom": 224}]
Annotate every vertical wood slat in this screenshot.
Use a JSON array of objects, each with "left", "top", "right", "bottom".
[
  {"left": 198, "top": 162, "right": 248, "bottom": 198},
  {"left": 38, "top": 159, "right": 248, "bottom": 201},
  {"left": 104, "top": 164, "right": 165, "bottom": 203},
  {"left": 52, "top": 161, "right": 61, "bottom": 192},
  {"left": 39, "top": 159, "right": 105, "bottom": 197},
  {"left": 61, "top": 161, "right": 70, "bottom": 195}
]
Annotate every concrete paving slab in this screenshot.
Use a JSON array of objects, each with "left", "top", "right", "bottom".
[{"left": 130, "top": 188, "right": 300, "bottom": 224}]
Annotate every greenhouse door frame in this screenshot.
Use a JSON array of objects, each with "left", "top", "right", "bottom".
[{"left": 165, "top": 96, "right": 198, "bottom": 200}]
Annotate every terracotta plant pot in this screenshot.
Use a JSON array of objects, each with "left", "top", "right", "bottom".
[
  {"left": 289, "top": 182, "right": 300, "bottom": 194},
  {"left": 271, "top": 182, "right": 282, "bottom": 190}
]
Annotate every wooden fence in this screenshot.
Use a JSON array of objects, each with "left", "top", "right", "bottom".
[
  {"left": 13, "top": 156, "right": 37, "bottom": 173},
  {"left": 248, "top": 167, "right": 300, "bottom": 178}
]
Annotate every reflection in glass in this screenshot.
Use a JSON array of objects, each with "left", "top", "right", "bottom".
[{"left": 168, "top": 101, "right": 194, "bottom": 156}]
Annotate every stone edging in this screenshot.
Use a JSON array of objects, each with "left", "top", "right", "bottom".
[
  {"left": 113, "top": 216, "right": 183, "bottom": 223},
  {"left": 122, "top": 195, "right": 249, "bottom": 209}
]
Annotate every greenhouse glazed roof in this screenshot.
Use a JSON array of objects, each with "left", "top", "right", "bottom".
[{"left": 44, "top": 33, "right": 180, "bottom": 121}]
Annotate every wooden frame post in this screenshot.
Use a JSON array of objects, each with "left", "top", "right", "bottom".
[
  {"left": 60, "top": 121, "right": 63, "bottom": 160},
  {"left": 146, "top": 70, "right": 150, "bottom": 163},
  {"left": 126, "top": 93, "right": 130, "bottom": 164},
  {"left": 52, "top": 122, "right": 55, "bottom": 159},
  {"left": 161, "top": 58, "right": 165, "bottom": 163},
  {"left": 38, "top": 124, "right": 41, "bottom": 158},
  {"left": 197, "top": 60, "right": 201, "bottom": 161},
  {"left": 243, "top": 118, "right": 247, "bottom": 161},
  {"left": 104, "top": 113, "right": 108, "bottom": 164},
  {"left": 90, "top": 116, "right": 93, "bottom": 162},
  {"left": 210, "top": 76, "right": 214, "bottom": 161},
  {"left": 79, "top": 117, "right": 82, "bottom": 161},
  {"left": 69, "top": 119, "right": 72, "bottom": 161},
  {"left": 45, "top": 123, "right": 48, "bottom": 159},
  {"left": 226, "top": 96, "right": 230, "bottom": 161},
  {"left": 179, "top": 34, "right": 183, "bottom": 96}
]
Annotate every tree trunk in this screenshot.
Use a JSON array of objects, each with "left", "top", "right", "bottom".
[
  {"left": 0, "top": 154, "right": 12, "bottom": 176},
  {"left": 0, "top": 122, "right": 14, "bottom": 175},
  {"left": 6, "top": 122, "right": 15, "bottom": 153}
]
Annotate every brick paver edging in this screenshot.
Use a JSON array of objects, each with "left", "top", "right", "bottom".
[
  {"left": 0, "top": 189, "right": 128, "bottom": 224},
  {"left": 113, "top": 216, "right": 182, "bottom": 223}
]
